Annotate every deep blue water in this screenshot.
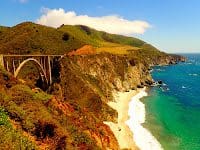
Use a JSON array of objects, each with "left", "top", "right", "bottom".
[{"left": 143, "top": 54, "right": 200, "bottom": 150}]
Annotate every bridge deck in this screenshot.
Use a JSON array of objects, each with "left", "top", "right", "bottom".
[{"left": 2, "top": 55, "right": 63, "bottom": 57}]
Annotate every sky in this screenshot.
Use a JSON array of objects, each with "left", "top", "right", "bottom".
[{"left": 1, "top": 0, "right": 200, "bottom": 53}]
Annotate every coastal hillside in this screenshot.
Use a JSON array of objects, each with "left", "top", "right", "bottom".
[
  {"left": 0, "top": 22, "right": 165, "bottom": 56},
  {"left": 0, "top": 22, "right": 185, "bottom": 149}
]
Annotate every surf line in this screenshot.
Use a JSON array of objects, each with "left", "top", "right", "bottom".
[{"left": 126, "top": 87, "right": 163, "bottom": 150}]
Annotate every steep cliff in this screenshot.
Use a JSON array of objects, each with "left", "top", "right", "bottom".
[{"left": 57, "top": 50, "right": 184, "bottom": 149}]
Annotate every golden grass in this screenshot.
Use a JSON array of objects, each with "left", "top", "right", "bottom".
[{"left": 96, "top": 45, "right": 141, "bottom": 55}]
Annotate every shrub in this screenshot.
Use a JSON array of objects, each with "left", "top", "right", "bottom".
[
  {"left": 73, "top": 132, "right": 93, "bottom": 145},
  {"left": 0, "top": 107, "right": 37, "bottom": 149},
  {"left": 0, "top": 107, "right": 10, "bottom": 127},
  {"left": 0, "top": 125, "right": 37, "bottom": 150},
  {"left": 62, "top": 33, "right": 69, "bottom": 41},
  {"left": 10, "top": 84, "right": 52, "bottom": 103}
]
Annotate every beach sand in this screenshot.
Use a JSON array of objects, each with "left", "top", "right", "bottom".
[
  {"left": 126, "top": 88, "right": 163, "bottom": 150},
  {"left": 104, "top": 87, "right": 163, "bottom": 150},
  {"left": 104, "top": 89, "right": 139, "bottom": 150}
]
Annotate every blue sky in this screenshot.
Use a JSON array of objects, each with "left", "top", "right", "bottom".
[{"left": 1, "top": 0, "right": 200, "bottom": 53}]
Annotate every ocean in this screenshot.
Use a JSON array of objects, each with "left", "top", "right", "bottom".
[{"left": 142, "top": 54, "right": 200, "bottom": 150}]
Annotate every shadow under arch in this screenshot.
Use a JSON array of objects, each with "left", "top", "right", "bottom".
[{"left": 14, "top": 58, "right": 49, "bottom": 86}]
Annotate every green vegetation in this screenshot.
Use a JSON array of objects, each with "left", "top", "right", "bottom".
[
  {"left": 0, "top": 22, "right": 81, "bottom": 54},
  {"left": 0, "top": 107, "right": 10, "bottom": 126},
  {"left": 58, "top": 24, "right": 152, "bottom": 55},
  {"left": 0, "top": 22, "right": 164, "bottom": 56},
  {"left": 0, "top": 107, "right": 37, "bottom": 150},
  {"left": 10, "top": 84, "right": 52, "bottom": 102},
  {"left": 0, "top": 67, "right": 111, "bottom": 149}
]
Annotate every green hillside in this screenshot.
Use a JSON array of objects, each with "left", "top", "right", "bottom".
[
  {"left": 58, "top": 25, "right": 145, "bottom": 47},
  {"left": 0, "top": 22, "right": 163, "bottom": 56}
]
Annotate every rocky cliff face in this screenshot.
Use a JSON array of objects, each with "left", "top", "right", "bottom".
[
  {"left": 57, "top": 51, "right": 185, "bottom": 149},
  {"left": 149, "top": 54, "right": 186, "bottom": 66},
  {"left": 60, "top": 53, "right": 151, "bottom": 102}
]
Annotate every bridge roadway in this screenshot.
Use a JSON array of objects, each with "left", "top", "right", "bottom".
[{"left": 2, "top": 55, "right": 63, "bottom": 57}]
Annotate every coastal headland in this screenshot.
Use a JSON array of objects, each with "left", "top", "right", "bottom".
[{"left": 0, "top": 22, "right": 185, "bottom": 149}]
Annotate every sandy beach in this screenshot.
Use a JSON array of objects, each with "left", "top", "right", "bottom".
[
  {"left": 104, "top": 87, "right": 163, "bottom": 150},
  {"left": 104, "top": 89, "right": 139, "bottom": 150},
  {"left": 126, "top": 88, "right": 163, "bottom": 150}
]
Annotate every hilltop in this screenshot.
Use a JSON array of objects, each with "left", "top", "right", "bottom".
[{"left": 0, "top": 22, "right": 160, "bottom": 55}]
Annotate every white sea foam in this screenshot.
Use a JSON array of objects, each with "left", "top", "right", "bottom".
[
  {"left": 156, "top": 69, "right": 165, "bottom": 72},
  {"left": 126, "top": 88, "right": 163, "bottom": 150},
  {"left": 189, "top": 73, "right": 198, "bottom": 76}
]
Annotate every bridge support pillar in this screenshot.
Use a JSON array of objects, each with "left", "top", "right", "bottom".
[
  {"left": 12, "top": 60, "right": 16, "bottom": 73},
  {"left": 0, "top": 55, "right": 4, "bottom": 68},
  {"left": 48, "top": 56, "right": 52, "bottom": 85}
]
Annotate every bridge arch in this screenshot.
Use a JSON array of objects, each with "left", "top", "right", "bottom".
[{"left": 14, "top": 58, "right": 48, "bottom": 84}]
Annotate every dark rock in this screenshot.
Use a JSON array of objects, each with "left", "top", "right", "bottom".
[
  {"left": 158, "top": 80, "right": 163, "bottom": 84},
  {"left": 145, "top": 80, "right": 153, "bottom": 85},
  {"left": 6, "top": 83, "right": 12, "bottom": 88},
  {"left": 137, "top": 85, "right": 144, "bottom": 88},
  {"left": 129, "top": 59, "right": 136, "bottom": 66}
]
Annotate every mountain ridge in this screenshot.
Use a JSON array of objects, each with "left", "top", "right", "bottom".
[{"left": 0, "top": 22, "right": 163, "bottom": 55}]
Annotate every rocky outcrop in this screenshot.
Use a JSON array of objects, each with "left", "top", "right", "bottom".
[{"left": 60, "top": 53, "right": 153, "bottom": 100}]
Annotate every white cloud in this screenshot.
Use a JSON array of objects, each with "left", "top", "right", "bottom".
[{"left": 36, "top": 8, "right": 151, "bottom": 35}]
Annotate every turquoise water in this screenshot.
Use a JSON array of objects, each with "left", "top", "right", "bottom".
[{"left": 143, "top": 54, "right": 200, "bottom": 150}]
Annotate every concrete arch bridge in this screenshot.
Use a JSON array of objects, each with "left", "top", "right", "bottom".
[{"left": 0, "top": 55, "right": 63, "bottom": 85}]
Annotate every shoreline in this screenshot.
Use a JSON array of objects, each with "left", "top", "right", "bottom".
[
  {"left": 126, "top": 87, "right": 163, "bottom": 150},
  {"left": 104, "top": 87, "right": 163, "bottom": 150},
  {"left": 104, "top": 89, "right": 139, "bottom": 150}
]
